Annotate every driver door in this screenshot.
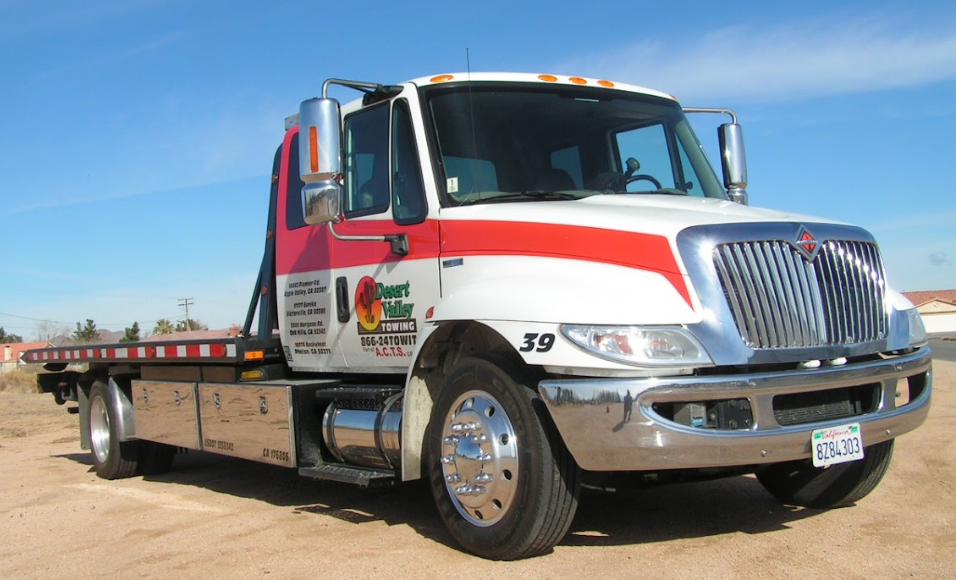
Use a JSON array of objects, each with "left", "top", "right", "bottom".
[{"left": 331, "top": 97, "right": 439, "bottom": 372}]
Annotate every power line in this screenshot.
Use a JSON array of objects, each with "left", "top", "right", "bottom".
[
  {"left": 0, "top": 311, "right": 181, "bottom": 327},
  {"left": 0, "top": 312, "right": 73, "bottom": 325}
]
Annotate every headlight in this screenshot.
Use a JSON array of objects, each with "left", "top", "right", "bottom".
[
  {"left": 905, "top": 308, "right": 927, "bottom": 347},
  {"left": 561, "top": 325, "right": 713, "bottom": 367}
]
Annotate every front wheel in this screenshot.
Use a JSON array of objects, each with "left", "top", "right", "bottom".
[
  {"left": 426, "top": 355, "right": 580, "bottom": 560},
  {"left": 756, "top": 439, "right": 895, "bottom": 508}
]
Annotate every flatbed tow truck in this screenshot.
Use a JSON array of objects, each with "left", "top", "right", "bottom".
[{"left": 25, "top": 72, "right": 932, "bottom": 559}]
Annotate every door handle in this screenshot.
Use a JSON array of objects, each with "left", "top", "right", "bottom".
[{"left": 335, "top": 277, "right": 350, "bottom": 323}]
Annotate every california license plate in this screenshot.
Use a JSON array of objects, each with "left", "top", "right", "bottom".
[{"left": 811, "top": 423, "right": 864, "bottom": 468}]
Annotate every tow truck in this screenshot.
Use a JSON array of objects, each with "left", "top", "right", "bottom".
[{"left": 25, "top": 72, "right": 932, "bottom": 560}]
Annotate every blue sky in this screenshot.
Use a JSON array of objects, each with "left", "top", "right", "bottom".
[{"left": 2, "top": 0, "right": 955, "bottom": 338}]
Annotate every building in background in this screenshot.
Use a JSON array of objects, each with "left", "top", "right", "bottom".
[
  {"left": 1, "top": 341, "right": 53, "bottom": 373},
  {"left": 903, "top": 290, "right": 956, "bottom": 338}
]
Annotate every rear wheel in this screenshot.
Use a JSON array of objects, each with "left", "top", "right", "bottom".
[
  {"left": 426, "top": 355, "right": 580, "bottom": 560},
  {"left": 88, "top": 381, "right": 140, "bottom": 479},
  {"left": 756, "top": 439, "right": 894, "bottom": 508}
]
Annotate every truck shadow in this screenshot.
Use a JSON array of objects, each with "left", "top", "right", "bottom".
[
  {"left": 55, "top": 450, "right": 821, "bottom": 551},
  {"left": 564, "top": 478, "right": 820, "bottom": 548}
]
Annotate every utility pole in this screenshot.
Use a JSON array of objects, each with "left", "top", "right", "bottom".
[{"left": 178, "top": 298, "right": 194, "bottom": 331}]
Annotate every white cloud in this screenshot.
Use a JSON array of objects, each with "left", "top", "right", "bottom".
[
  {"left": 2, "top": 95, "right": 284, "bottom": 217},
  {"left": 558, "top": 12, "right": 956, "bottom": 102},
  {"left": 929, "top": 252, "right": 950, "bottom": 267}
]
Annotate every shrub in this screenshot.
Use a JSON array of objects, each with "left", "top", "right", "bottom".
[{"left": 0, "top": 368, "right": 41, "bottom": 394}]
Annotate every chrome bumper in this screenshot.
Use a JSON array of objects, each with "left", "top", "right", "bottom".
[{"left": 538, "top": 346, "right": 932, "bottom": 471}]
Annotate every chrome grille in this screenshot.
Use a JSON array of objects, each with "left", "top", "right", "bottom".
[{"left": 714, "top": 240, "right": 888, "bottom": 349}]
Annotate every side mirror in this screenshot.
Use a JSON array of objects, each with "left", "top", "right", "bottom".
[
  {"left": 718, "top": 122, "right": 748, "bottom": 205},
  {"left": 299, "top": 97, "right": 344, "bottom": 225},
  {"left": 303, "top": 180, "right": 344, "bottom": 225}
]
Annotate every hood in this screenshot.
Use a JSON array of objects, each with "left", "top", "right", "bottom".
[{"left": 440, "top": 195, "right": 845, "bottom": 238}]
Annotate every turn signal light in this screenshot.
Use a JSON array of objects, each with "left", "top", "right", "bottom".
[{"left": 309, "top": 126, "right": 319, "bottom": 173}]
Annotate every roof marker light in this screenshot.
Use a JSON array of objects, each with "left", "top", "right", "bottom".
[
  {"left": 598, "top": 79, "right": 615, "bottom": 88},
  {"left": 431, "top": 74, "right": 454, "bottom": 83},
  {"left": 538, "top": 74, "right": 558, "bottom": 82},
  {"left": 569, "top": 77, "right": 587, "bottom": 85}
]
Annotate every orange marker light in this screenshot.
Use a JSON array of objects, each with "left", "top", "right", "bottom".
[
  {"left": 569, "top": 77, "right": 587, "bottom": 85},
  {"left": 431, "top": 74, "right": 454, "bottom": 83},
  {"left": 538, "top": 74, "right": 558, "bottom": 82},
  {"left": 597, "top": 79, "right": 615, "bottom": 88},
  {"left": 309, "top": 126, "right": 319, "bottom": 173},
  {"left": 244, "top": 350, "right": 265, "bottom": 361}
]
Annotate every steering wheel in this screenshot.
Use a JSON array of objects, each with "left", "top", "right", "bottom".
[
  {"left": 622, "top": 157, "right": 662, "bottom": 190},
  {"left": 625, "top": 173, "right": 663, "bottom": 189}
]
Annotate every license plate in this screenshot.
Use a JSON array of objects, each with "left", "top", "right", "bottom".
[{"left": 811, "top": 423, "right": 864, "bottom": 468}]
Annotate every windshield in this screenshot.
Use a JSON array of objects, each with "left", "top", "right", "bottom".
[{"left": 423, "top": 83, "right": 727, "bottom": 205}]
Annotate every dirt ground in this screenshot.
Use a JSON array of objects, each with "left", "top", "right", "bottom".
[{"left": 1, "top": 362, "right": 953, "bottom": 580}]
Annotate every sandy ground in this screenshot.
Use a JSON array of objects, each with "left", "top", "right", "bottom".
[{"left": 1, "top": 362, "right": 953, "bottom": 580}]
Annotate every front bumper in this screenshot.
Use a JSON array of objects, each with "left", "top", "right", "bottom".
[{"left": 538, "top": 346, "right": 931, "bottom": 471}]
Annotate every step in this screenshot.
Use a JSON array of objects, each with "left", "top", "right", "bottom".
[
  {"left": 298, "top": 464, "right": 396, "bottom": 487},
  {"left": 313, "top": 385, "right": 402, "bottom": 401}
]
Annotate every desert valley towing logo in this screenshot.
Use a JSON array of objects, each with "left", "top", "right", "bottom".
[{"left": 355, "top": 276, "right": 418, "bottom": 357}]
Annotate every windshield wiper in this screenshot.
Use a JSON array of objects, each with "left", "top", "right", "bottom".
[
  {"left": 493, "top": 190, "right": 580, "bottom": 201},
  {"left": 598, "top": 188, "right": 689, "bottom": 196},
  {"left": 453, "top": 190, "right": 581, "bottom": 206}
]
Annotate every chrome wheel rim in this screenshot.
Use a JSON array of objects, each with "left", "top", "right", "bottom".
[
  {"left": 90, "top": 395, "right": 110, "bottom": 464},
  {"left": 440, "top": 390, "right": 519, "bottom": 526}
]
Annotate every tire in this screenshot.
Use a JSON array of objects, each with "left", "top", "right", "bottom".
[
  {"left": 88, "top": 381, "right": 141, "bottom": 479},
  {"left": 426, "top": 355, "right": 580, "bottom": 560},
  {"left": 756, "top": 439, "right": 895, "bottom": 509},
  {"left": 138, "top": 442, "right": 176, "bottom": 476}
]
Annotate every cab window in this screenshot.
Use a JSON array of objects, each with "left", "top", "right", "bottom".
[
  {"left": 344, "top": 103, "right": 390, "bottom": 216},
  {"left": 391, "top": 100, "right": 427, "bottom": 224},
  {"left": 285, "top": 134, "right": 307, "bottom": 229}
]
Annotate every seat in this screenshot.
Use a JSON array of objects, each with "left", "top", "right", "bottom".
[{"left": 534, "top": 168, "right": 577, "bottom": 191}]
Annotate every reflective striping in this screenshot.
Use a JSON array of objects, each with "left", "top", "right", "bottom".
[{"left": 24, "top": 341, "right": 237, "bottom": 363}]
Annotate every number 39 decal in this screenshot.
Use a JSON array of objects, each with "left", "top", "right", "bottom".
[{"left": 519, "top": 333, "right": 555, "bottom": 353}]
